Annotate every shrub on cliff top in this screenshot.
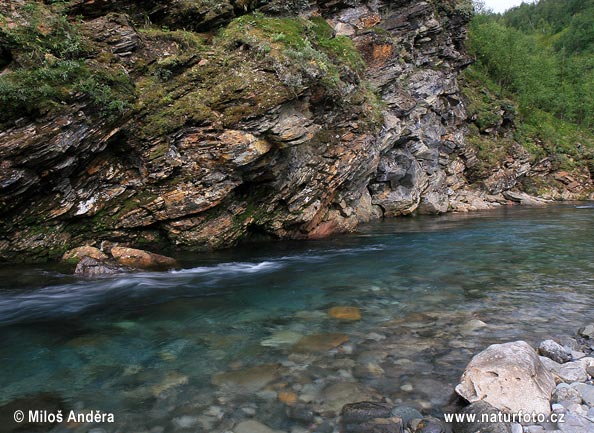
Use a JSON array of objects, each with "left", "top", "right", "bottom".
[
  {"left": 0, "top": 2, "right": 133, "bottom": 124},
  {"left": 219, "top": 12, "right": 365, "bottom": 94}
]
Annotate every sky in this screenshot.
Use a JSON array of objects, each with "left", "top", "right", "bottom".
[{"left": 483, "top": 0, "right": 534, "bottom": 13}]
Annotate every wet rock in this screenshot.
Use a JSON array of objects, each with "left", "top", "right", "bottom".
[
  {"left": 151, "top": 371, "right": 188, "bottom": 396},
  {"left": 261, "top": 330, "right": 303, "bottom": 347},
  {"left": 318, "top": 382, "right": 377, "bottom": 414},
  {"left": 314, "top": 421, "right": 334, "bottom": 433},
  {"left": 62, "top": 245, "right": 108, "bottom": 264},
  {"left": 460, "top": 319, "right": 488, "bottom": 334},
  {"left": 74, "top": 256, "right": 130, "bottom": 277},
  {"left": 539, "top": 340, "right": 572, "bottom": 364},
  {"left": 455, "top": 341, "right": 555, "bottom": 414},
  {"left": 414, "top": 416, "right": 445, "bottom": 433},
  {"left": 234, "top": 420, "right": 277, "bottom": 433},
  {"left": 390, "top": 406, "right": 423, "bottom": 427},
  {"left": 341, "top": 417, "right": 404, "bottom": 433},
  {"left": 172, "top": 415, "right": 199, "bottom": 429},
  {"left": 340, "top": 402, "right": 393, "bottom": 423},
  {"left": 212, "top": 364, "right": 283, "bottom": 393},
  {"left": 278, "top": 391, "right": 298, "bottom": 406},
  {"left": 340, "top": 402, "right": 404, "bottom": 433},
  {"left": 452, "top": 401, "right": 511, "bottom": 433},
  {"left": 286, "top": 404, "right": 316, "bottom": 424},
  {"left": 0, "top": 393, "right": 66, "bottom": 433},
  {"left": 292, "top": 334, "right": 349, "bottom": 353},
  {"left": 329, "top": 306, "right": 362, "bottom": 321},
  {"left": 579, "top": 325, "right": 594, "bottom": 339},
  {"left": 110, "top": 247, "right": 177, "bottom": 270}
]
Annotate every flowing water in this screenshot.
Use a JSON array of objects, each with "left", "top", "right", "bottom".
[{"left": 1, "top": 204, "right": 593, "bottom": 432}]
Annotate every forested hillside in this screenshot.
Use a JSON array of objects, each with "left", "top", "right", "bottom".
[{"left": 462, "top": 0, "right": 594, "bottom": 193}]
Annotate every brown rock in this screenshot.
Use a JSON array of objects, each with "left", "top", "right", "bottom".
[
  {"left": 292, "top": 333, "right": 349, "bottom": 353},
  {"left": 329, "top": 306, "right": 362, "bottom": 321},
  {"left": 278, "top": 391, "right": 298, "bottom": 406},
  {"left": 62, "top": 246, "right": 107, "bottom": 264},
  {"left": 110, "top": 247, "right": 177, "bottom": 270}
]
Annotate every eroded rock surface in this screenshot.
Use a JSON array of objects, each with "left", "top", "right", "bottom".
[
  {"left": 0, "top": 0, "right": 592, "bottom": 262},
  {"left": 455, "top": 341, "right": 556, "bottom": 415}
]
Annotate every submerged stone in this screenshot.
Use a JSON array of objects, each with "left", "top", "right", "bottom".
[
  {"left": 234, "top": 420, "right": 278, "bottom": 433},
  {"left": 292, "top": 333, "right": 350, "bottom": 353},
  {"left": 329, "top": 306, "right": 362, "bottom": 321},
  {"left": 151, "top": 372, "right": 188, "bottom": 396},
  {"left": 317, "top": 382, "right": 377, "bottom": 413},
  {"left": 211, "top": 364, "right": 283, "bottom": 393},
  {"left": 277, "top": 391, "right": 298, "bottom": 406},
  {"left": 260, "top": 330, "right": 303, "bottom": 347}
]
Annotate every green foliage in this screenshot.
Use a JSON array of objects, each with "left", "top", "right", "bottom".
[
  {"left": 138, "top": 28, "right": 206, "bottom": 50},
  {"left": 462, "top": 62, "right": 594, "bottom": 174},
  {"left": 219, "top": 12, "right": 365, "bottom": 93},
  {"left": 0, "top": 2, "right": 133, "bottom": 123},
  {"left": 468, "top": 0, "right": 594, "bottom": 127}
]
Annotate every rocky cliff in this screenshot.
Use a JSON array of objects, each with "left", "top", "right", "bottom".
[{"left": 0, "top": 0, "right": 591, "bottom": 262}]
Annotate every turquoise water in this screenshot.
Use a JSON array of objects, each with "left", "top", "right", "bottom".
[{"left": 0, "top": 205, "right": 593, "bottom": 432}]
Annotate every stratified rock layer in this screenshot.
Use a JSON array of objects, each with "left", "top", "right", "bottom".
[{"left": 0, "top": 0, "right": 591, "bottom": 262}]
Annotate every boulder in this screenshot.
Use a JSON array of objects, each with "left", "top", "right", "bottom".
[
  {"left": 110, "top": 247, "right": 178, "bottom": 270},
  {"left": 74, "top": 256, "right": 129, "bottom": 277},
  {"left": 455, "top": 341, "right": 555, "bottom": 415},
  {"left": 538, "top": 339, "right": 572, "bottom": 364},
  {"left": 62, "top": 246, "right": 108, "bottom": 264}
]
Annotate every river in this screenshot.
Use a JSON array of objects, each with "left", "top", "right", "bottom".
[{"left": 0, "top": 204, "right": 593, "bottom": 432}]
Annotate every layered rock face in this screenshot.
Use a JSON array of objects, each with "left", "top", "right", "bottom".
[{"left": 0, "top": 0, "right": 477, "bottom": 261}]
